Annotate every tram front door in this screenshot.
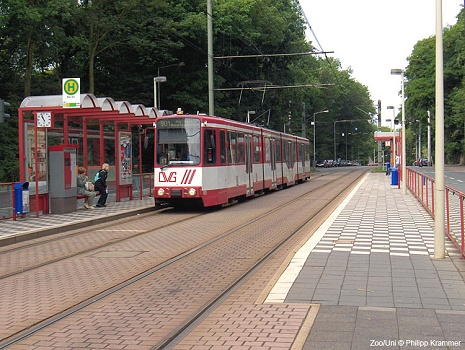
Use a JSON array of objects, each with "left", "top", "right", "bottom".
[
  {"left": 245, "top": 134, "right": 253, "bottom": 196},
  {"left": 270, "top": 138, "right": 277, "bottom": 189}
]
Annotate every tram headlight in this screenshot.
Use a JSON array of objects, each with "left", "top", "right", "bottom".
[
  {"left": 157, "top": 188, "right": 165, "bottom": 197},
  {"left": 188, "top": 188, "right": 197, "bottom": 197}
]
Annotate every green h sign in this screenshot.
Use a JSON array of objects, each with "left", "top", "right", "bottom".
[{"left": 62, "top": 78, "right": 80, "bottom": 108}]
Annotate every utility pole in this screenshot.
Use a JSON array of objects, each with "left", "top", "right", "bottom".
[
  {"left": 427, "top": 110, "right": 432, "bottom": 165},
  {"left": 434, "top": 0, "right": 445, "bottom": 258},
  {"left": 302, "top": 102, "right": 306, "bottom": 138},
  {"left": 207, "top": 0, "right": 214, "bottom": 116},
  {"left": 377, "top": 100, "right": 383, "bottom": 168}
]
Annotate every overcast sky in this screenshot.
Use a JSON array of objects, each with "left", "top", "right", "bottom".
[{"left": 299, "top": 0, "right": 463, "bottom": 125}]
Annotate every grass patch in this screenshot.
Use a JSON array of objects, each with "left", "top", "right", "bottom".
[{"left": 371, "top": 167, "right": 387, "bottom": 173}]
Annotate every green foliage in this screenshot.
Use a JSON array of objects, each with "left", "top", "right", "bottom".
[
  {"left": 0, "top": 118, "right": 19, "bottom": 182},
  {"left": 406, "top": 8, "right": 465, "bottom": 164},
  {"left": 0, "top": 0, "right": 376, "bottom": 181}
]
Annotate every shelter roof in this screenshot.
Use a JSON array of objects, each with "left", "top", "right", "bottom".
[
  {"left": 374, "top": 131, "right": 400, "bottom": 141},
  {"left": 20, "top": 94, "right": 99, "bottom": 108},
  {"left": 19, "top": 94, "right": 159, "bottom": 120}
]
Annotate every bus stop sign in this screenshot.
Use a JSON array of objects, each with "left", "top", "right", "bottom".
[{"left": 62, "top": 78, "right": 80, "bottom": 108}]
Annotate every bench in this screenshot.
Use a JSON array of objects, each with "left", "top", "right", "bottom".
[{"left": 77, "top": 192, "right": 100, "bottom": 204}]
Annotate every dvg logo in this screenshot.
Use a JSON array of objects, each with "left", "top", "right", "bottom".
[{"left": 159, "top": 172, "right": 176, "bottom": 182}]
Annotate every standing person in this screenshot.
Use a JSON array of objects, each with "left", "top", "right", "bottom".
[
  {"left": 94, "top": 163, "right": 109, "bottom": 207},
  {"left": 77, "top": 167, "right": 96, "bottom": 209}
]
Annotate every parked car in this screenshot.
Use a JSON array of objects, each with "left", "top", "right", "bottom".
[{"left": 413, "top": 158, "right": 428, "bottom": 166}]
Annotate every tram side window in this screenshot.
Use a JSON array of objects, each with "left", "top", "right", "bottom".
[
  {"left": 285, "top": 141, "right": 292, "bottom": 168},
  {"left": 236, "top": 133, "right": 245, "bottom": 164},
  {"left": 265, "top": 137, "right": 271, "bottom": 163},
  {"left": 220, "top": 130, "right": 226, "bottom": 164},
  {"left": 204, "top": 129, "right": 217, "bottom": 164},
  {"left": 276, "top": 139, "right": 282, "bottom": 162},
  {"left": 228, "top": 131, "right": 237, "bottom": 164},
  {"left": 291, "top": 141, "right": 296, "bottom": 168},
  {"left": 253, "top": 135, "right": 261, "bottom": 163},
  {"left": 300, "top": 143, "right": 305, "bottom": 166}
]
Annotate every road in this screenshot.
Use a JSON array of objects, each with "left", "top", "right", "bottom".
[{"left": 411, "top": 165, "right": 465, "bottom": 193}]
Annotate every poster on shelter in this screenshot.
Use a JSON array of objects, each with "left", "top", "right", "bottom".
[
  {"left": 25, "top": 124, "right": 47, "bottom": 182},
  {"left": 118, "top": 131, "right": 132, "bottom": 185}
]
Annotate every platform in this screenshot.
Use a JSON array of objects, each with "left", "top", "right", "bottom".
[
  {"left": 0, "top": 195, "right": 155, "bottom": 246},
  {"left": 266, "top": 172, "right": 465, "bottom": 349}
]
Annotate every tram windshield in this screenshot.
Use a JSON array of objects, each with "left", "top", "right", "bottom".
[{"left": 156, "top": 117, "right": 201, "bottom": 166}]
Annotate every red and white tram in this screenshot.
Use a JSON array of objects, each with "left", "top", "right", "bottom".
[{"left": 153, "top": 113, "right": 311, "bottom": 207}]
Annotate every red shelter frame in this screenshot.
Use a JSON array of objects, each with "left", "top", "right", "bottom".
[
  {"left": 18, "top": 94, "right": 162, "bottom": 217},
  {"left": 374, "top": 130, "right": 401, "bottom": 166}
]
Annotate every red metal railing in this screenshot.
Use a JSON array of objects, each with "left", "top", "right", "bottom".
[{"left": 406, "top": 168, "right": 465, "bottom": 258}]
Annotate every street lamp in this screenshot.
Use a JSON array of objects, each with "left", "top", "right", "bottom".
[
  {"left": 434, "top": 0, "right": 445, "bottom": 258},
  {"left": 386, "top": 105, "right": 396, "bottom": 167},
  {"left": 334, "top": 119, "right": 347, "bottom": 161},
  {"left": 334, "top": 119, "right": 368, "bottom": 162},
  {"left": 247, "top": 110, "right": 255, "bottom": 123},
  {"left": 153, "top": 76, "right": 167, "bottom": 109},
  {"left": 385, "top": 118, "right": 394, "bottom": 165},
  {"left": 156, "top": 62, "right": 185, "bottom": 109},
  {"left": 390, "top": 68, "right": 406, "bottom": 194},
  {"left": 312, "top": 109, "right": 329, "bottom": 166}
]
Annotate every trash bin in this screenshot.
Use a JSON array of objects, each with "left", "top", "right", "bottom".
[
  {"left": 14, "top": 182, "right": 29, "bottom": 215},
  {"left": 391, "top": 168, "right": 398, "bottom": 186}
]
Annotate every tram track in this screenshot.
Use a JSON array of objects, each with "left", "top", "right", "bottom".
[
  {"left": 0, "top": 167, "right": 369, "bottom": 349},
  {"left": 0, "top": 208, "right": 207, "bottom": 279},
  {"left": 0, "top": 169, "right": 326, "bottom": 280}
]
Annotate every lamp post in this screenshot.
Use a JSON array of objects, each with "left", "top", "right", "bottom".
[
  {"left": 312, "top": 109, "right": 329, "bottom": 166},
  {"left": 247, "top": 110, "right": 255, "bottom": 123},
  {"left": 416, "top": 119, "right": 422, "bottom": 162},
  {"left": 334, "top": 119, "right": 348, "bottom": 161},
  {"left": 390, "top": 68, "right": 406, "bottom": 195},
  {"left": 385, "top": 118, "right": 393, "bottom": 165},
  {"left": 387, "top": 105, "right": 396, "bottom": 166},
  {"left": 435, "top": 0, "right": 445, "bottom": 258},
  {"left": 334, "top": 119, "right": 369, "bottom": 162},
  {"left": 153, "top": 76, "right": 167, "bottom": 110},
  {"left": 156, "top": 62, "right": 185, "bottom": 109},
  {"left": 427, "top": 110, "right": 432, "bottom": 166}
]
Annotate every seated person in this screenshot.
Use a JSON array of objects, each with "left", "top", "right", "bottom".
[{"left": 77, "top": 167, "right": 96, "bottom": 209}]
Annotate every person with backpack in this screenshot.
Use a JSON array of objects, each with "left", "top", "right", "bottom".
[{"left": 94, "top": 163, "right": 110, "bottom": 207}]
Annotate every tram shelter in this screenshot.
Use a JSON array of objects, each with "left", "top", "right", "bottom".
[
  {"left": 17, "top": 94, "right": 165, "bottom": 216},
  {"left": 374, "top": 131, "right": 400, "bottom": 166}
]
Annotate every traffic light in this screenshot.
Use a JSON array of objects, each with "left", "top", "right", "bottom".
[{"left": 0, "top": 99, "right": 11, "bottom": 123}]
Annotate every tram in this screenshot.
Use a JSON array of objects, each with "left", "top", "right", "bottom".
[{"left": 153, "top": 112, "right": 311, "bottom": 207}]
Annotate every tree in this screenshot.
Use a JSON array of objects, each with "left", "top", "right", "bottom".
[
  {"left": 0, "top": 0, "right": 377, "bottom": 180},
  {"left": 405, "top": 8, "right": 465, "bottom": 164}
]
